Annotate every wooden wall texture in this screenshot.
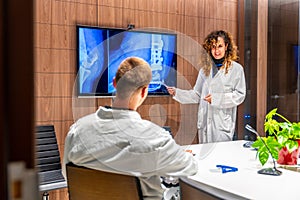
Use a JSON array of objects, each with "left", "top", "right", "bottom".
[{"left": 34, "top": 0, "right": 238, "bottom": 199}]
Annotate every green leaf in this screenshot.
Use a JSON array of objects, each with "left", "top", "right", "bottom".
[
  {"left": 265, "top": 108, "right": 277, "bottom": 121},
  {"left": 252, "top": 137, "right": 281, "bottom": 166},
  {"left": 285, "top": 140, "right": 299, "bottom": 152},
  {"left": 257, "top": 146, "right": 270, "bottom": 166},
  {"left": 265, "top": 137, "right": 281, "bottom": 159},
  {"left": 264, "top": 119, "right": 280, "bottom": 135},
  {"left": 252, "top": 139, "right": 264, "bottom": 149},
  {"left": 277, "top": 129, "right": 289, "bottom": 144},
  {"left": 279, "top": 122, "right": 290, "bottom": 130},
  {"left": 291, "top": 123, "right": 300, "bottom": 139}
]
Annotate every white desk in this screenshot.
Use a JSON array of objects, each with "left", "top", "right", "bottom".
[{"left": 182, "top": 140, "right": 300, "bottom": 200}]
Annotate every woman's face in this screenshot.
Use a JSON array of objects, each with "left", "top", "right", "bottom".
[{"left": 210, "top": 37, "right": 227, "bottom": 59}]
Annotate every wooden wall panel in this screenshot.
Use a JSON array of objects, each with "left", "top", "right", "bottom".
[
  {"left": 52, "top": 26, "right": 74, "bottom": 48},
  {"left": 99, "top": 0, "right": 120, "bottom": 6},
  {"left": 99, "top": 6, "right": 123, "bottom": 27},
  {"left": 256, "top": 0, "right": 268, "bottom": 134},
  {"left": 34, "top": 0, "right": 239, "bottom": 199},
  {"left": 169, "top": 13, "right": 184, "bottom": 31},
  {"left": 75, "top": 3, "right": 98, "bottom": 25},
  {"left": 138, "top": 0, "right": 164, "bottom": 13},
  {"left": 36, "top": 97, "right": 73, "bottom": 121},
  {"left": 185, "top": 0, "right": 200, "bottom": 17},
  {"left": 35, "top": 24, "right": 52, "bottom": 48},
  {"left": 166, "top": 0, "right": 184, "bottom": 15},
  {"left": 218, "top": 0, "right": 238, "bottom": 20},
  {"left": 35, "top": 0, "right": 52, "bottom": 23},
  {"left": 51, "top": 1, "right": 98, "bottom": 25},
  {"left": 35, "top": 73, "right": 74, "bottom": 97},
  {"left": 203, "top": 18, "right": 217, "bottom": 37},
  {"left": 122, "top": 8, "right": 136, "bottom": 26},
  {"left": 203, "top": 0, "right": 218, "bottom": 18},
  {"left": 35, "top": 49, "right": 76, "bottom": 73},
  {"left": 135, "top": 10, "right": 151, "bottom": 28},
  {"left": 185, "top": 16, "right": 200, "bottom": 37},
  {"left": 216, "top": 19, "right": 238, "bottom": 36}
]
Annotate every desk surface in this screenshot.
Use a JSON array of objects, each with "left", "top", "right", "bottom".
[{"left": 182, "top": 140, "right": 300, "bottom": 200}]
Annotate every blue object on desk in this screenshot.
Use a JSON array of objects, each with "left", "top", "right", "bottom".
[
  {"left": 243, "top": 141, "right": 254, "bottom": 148},
  {"left": 216, "top": 165, "right": 238, "bottom": 173}
]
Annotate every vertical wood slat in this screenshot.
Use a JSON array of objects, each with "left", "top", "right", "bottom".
[
  {"left": 237, "top": 0, "right": 245, "bottom": 139},
  {"left": 257, "top": 0, "right": 268, "bottom": 135},
  {"left": 0, "top": 0, "right": 8, "bottom": 197},
  {"left": 0, "top": 0, "right": 35, "bottom": 198},
  {"left": 6, "top": 0, "right": 35, "bottom": 168}
]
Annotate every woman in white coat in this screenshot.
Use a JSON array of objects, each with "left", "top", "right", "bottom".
[{"left": 167, "top": 30, "right": 246, "bottom": 143}]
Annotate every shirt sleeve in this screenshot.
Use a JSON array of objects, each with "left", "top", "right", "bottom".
[
  {"left": 156, "top": 136, "right": 198, "bottom": 177},
  {"left": 62, "top": 129, "right": 73, "bottom": 178},
  {"left": 173, "top": 70, "right": 205, "bottom": 104},
  {"left": 62, "top": 123, "right": 82, "bottom": 178}
]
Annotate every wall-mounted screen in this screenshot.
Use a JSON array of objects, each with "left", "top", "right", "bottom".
[{"left": 77, "top": 25, "right": 177, "bottom": 97}]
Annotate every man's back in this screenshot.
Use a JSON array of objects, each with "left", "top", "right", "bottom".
[{"left": 63, "top": 106, "right": 198, "bottom": 199}]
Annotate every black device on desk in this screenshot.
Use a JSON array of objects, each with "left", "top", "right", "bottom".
[{"left": 243, "top": 141, "right": 254, "bottom": 148}]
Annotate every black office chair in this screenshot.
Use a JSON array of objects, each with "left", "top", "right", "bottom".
[{"left": 35, "top": 125, "right": 67, "bottom": 200}]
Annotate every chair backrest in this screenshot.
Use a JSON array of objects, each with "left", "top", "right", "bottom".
[
  {"left": 66, "top": 163, "right": 143, "bottom": 200},
  {"left": 179, "top": 177, "right": 220, "bottom": 200},
  {"left": 35, "top": 125, "right": 66, "bottom": 190}
]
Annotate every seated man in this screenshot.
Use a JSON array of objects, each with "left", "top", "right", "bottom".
[{"left": 63, "top": 57, "right": 198, "bottom": 200}]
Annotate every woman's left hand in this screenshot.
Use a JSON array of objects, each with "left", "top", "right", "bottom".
[{"left": 204, "top": 94, "right": 212, "bottom": 104}]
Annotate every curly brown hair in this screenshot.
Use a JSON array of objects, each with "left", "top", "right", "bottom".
[{"left": 200, "top": 30, "right": 239, "bottom": 76}]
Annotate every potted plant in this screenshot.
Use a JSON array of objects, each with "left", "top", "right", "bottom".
[{"left": 252, "top": 108, "right": 300, "bottom": 166}]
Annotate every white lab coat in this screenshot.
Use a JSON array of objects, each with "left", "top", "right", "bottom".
[
  {"left": 63, "top": 106, "right": 198, "bottom": 200},
  {"left": 174, "top": 61, "right": 246, "bottom": 143}
]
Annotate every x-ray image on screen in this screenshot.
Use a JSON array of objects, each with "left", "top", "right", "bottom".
[{"left": 77, "top": 26, "right": 177, "bottom": 97}]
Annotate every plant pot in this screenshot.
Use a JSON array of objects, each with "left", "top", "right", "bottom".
[{"left": 277, "top": 141, "right": 300, "bottom": 165}]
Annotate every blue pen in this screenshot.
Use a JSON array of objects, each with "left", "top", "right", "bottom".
[{"left": 216, "top": 165, "right": 238, "bottom": 173}]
